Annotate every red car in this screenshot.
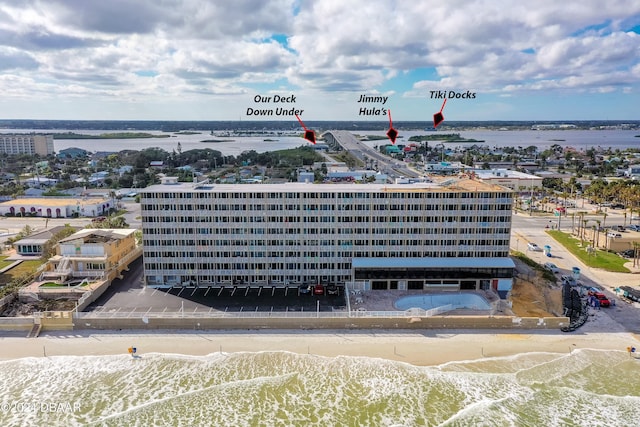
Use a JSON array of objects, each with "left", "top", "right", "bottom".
[
  {"left": 314, "top": 284, "right": 324, "bottom": 295},
  {"left": 593, "top": 292, "right": 611, "bottom": 307}
]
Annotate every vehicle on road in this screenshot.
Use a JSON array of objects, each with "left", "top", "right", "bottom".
[
  {"left": 527, "top": 242, "right": 541, "bottom": 251},
  {"left": 544, "top": 262, "right": 559, "bottom": 273},
  {"left": 620, "top": 249, "right": 636, "bottom": 258},
  {"left": 589, "top": 291, "right": 611, "bottom": 307}
]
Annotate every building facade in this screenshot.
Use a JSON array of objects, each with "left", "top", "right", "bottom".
[
  {"left": 41, "top": 229, "right": 141, "bottom": 282},
  {"left": 474, "top": 169, "right": 543, "bottom": 191},
  {"left": 141, "top": 178, "right": 515, "bottom": 293},
  {"left": 0, "top": 134, "right": 54, "bottom": 156},
  {"left": 0, "top": 197, "right": 112, "bottom": 218},
  {"left": 13, "top": 226, "right": 80, "bottom": 256}
]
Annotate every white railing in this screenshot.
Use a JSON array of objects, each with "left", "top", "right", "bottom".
[
  {"left": 42, "top": 269, "right": 72, "bottom": 278},
  {"left": 56, "top": 256, "right": 70, "bottom": 272},
  {"left": 69, "top": 271, "right": 105, "bottom": 278},
  {"left": 75, "top": 305, "right": 454, "bottom": 320}
]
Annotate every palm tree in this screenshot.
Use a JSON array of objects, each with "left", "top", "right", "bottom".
[
  {"left": 602, "top": 212, "right": 608, "bottom": 229},
  {"left": 633, "top": 241, "right": 640, "bottom": 268},
  {"left": 595, "top": 220, "right": 601, "bottom": 247}
]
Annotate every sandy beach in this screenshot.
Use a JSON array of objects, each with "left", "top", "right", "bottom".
[
  {"left": 1, "top": 301, "right": 638, "bottom": 366},
  {"left": 1, "top": 328, "right": 638, "bottom": 366}
]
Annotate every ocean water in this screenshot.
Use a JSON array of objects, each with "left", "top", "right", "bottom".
[
  {"left": 1, "top": 349, "right": 639, "bottom": 426},
  {"left": 4, "top": 128, "right": 639, "bottom": 156}
]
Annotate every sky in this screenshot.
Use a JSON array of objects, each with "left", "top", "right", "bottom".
[{"left": 0, "top": 0, "right": 639, "bottom": 122}]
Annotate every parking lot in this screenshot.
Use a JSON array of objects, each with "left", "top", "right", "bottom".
[{"left": 86, "top": 258, "right": 347, "bottom": 314}]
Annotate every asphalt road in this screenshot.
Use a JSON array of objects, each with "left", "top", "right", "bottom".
[
  {"left": 328, "top": 130, "right": 421, "bottom": 179},
  {"left": 0, "top": 200, "right": 141, "bottom": 237},
  {"left": 511, "top": 209, "right": 640, "bottom": 333}
]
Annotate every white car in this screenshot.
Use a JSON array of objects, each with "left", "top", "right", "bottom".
[
  {"left": 544, "top": 262, "right": 559, "bottom": 273},
  {"left": 527, "top": 242, "right": 541, "bottom": 251}
]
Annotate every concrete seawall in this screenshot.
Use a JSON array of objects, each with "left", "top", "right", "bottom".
[
  {"left": 74, "top": 315, "right": 569, "bottom": 331},
  {"left": 0, "top": 316, "right": 34, "bottom": 332}
]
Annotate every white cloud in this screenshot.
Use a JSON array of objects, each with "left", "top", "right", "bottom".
[{"left": 0, "top": 0, "right": 638, "bottom": 119}]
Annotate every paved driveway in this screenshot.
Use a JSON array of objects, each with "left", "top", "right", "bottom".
[{"left": 86, "top": 258, "right": 346, "bottom": 314}]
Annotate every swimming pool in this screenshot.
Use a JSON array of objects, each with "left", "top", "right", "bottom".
[{"left": 394, "top": 293, "right": 492, "bottom": 311}]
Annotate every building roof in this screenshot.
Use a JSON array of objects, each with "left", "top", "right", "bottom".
[
  {"left": 142, "top": 178, "right": 510, "bottom": 194},
  {"left": 474, "top": 169, "right": 541, "bottom": 180},
  {"left": 351, "top": 257, "right": 516, "bottom": 269},
  {"left": 58, "top": 228, "right": 136, "bottom": 244},
  {"left": 0, "top": 197, "right": 105, "bottom": 207},
  {"left": 13, "top": 226, "right": 80, "bottom": 245}
]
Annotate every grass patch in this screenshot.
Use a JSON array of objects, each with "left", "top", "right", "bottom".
[
  {"left": 40, "top": 281, "right": 91, "bottom": 288},
  {"left": 0, "top": 260, "right": 44, "bottom": 284},
  {"left": 511, "top": 251, "right": 557, "bottom": 282},
  {"left": 546, "top": 230, "right": 630, "bottom": 273},
  {"left": 40, "top": 282, "right": 67, "bottom": 287},
  {"left": 331, "top": 151, "right": 365, "bottom": 168},
  {"left": 0, "top": 256, "right": 13, "bottom": 270}
]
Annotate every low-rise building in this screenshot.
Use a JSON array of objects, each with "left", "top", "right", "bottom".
[
  {"left": 41, "top": 228, "right": 141, "bottom": 282},
  {"left": 424, "top": 161, "right": 469, "bottom": 174},
  {"left": 12, "top": 226, "right": 80, "bottom": 256},
  {"left": 474, "top": 169, "right": 543, "bottom": 191},
  {"left": 0, "top": 197, "right": 112, "bottom": 218}
]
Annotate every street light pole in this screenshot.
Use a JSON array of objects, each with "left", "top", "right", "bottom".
[{"left": 529, "top": 177, "right": 534, "bottom": 217}]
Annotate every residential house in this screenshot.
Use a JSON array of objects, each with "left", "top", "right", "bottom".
[
  {"left": 13, "top": 226, "right": 80, "bottom": 256},
  {"left": 41, "top": 228, "right": 141, "bottom": 282}
]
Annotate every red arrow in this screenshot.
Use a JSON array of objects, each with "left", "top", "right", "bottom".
[
  {"left": 295, "top": 114, "right": 316, "bottom": 144},
  {"left": 386, "top": 109, "right": 398, "bottom": 144},
  {"left": 433, "top": 98, "right": 447, "bottom": 128}
]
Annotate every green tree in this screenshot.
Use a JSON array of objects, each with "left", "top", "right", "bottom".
[{"left": 40, "top": 225, "right": 77, "bottom": 261}]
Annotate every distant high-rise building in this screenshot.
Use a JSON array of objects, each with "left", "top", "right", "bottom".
[
  {"left": 0, "top": 134, "right": 54, "bottom": 156},
  {"left": 140, "top": 177, "right": 515, "bottom": 294}
]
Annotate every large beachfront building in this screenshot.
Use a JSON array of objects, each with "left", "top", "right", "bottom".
[
  {"left": 140, "top": 177, "right": 515, "bottom": 294},
  {"left": 0, "top": 134, "right": 54, "bottom": 156}
]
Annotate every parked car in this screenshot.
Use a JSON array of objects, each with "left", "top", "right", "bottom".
[
  {"left": 544, "top": 262, "right": 559, "bottom": 273},
  {"left": 313, "top": 284, "right": 324, "bottom": 295},
  {"left": 607, "top": 232, "right": 622, "bottom": 238},
  {"left": 620, "top": 249, "right": 636, "bottom": 258},
  {"left": 299, "top": 285, "right": 312, "bottom": 295},
  {"left": 615, "top": 225, "right": 626, "bottom": 232},
  {"left": 626, "top": 225, "right": 640, "bottom": 231},
  {"left": 589, "top": 291, "right": 611, "bottom": 308},
  {"left": 527, "top": 242, "right": 541, "bottom": 251},
  {"left": 326, "top": 284, "right": 339, "bottom": 295}
]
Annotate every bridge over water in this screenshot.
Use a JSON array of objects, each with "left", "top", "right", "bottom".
[{"left": 322, "top": 130, "right": 421, "bottom": 179}]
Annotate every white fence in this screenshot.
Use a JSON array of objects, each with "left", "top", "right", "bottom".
[{"left": 75, "top": 304, "right": 455, "bottom": 320}]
